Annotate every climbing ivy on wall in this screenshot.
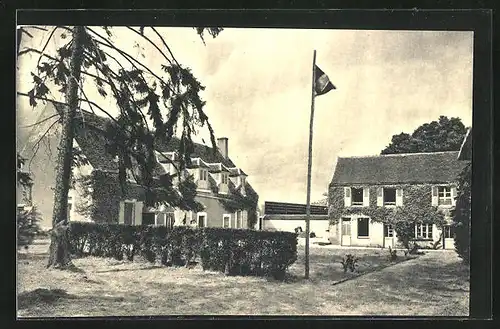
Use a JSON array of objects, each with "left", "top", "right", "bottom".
[
  {"left": 328, "top": 184, "right": 447, "bottom": 246},
  {"left": 219, "top": 181, "right": 259, "bottom": 228},
  {"left": 74, "top": 170, "right": 133, "bottom": 223}
]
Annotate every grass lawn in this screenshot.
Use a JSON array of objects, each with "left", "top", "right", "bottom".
[{"left": 17, "top": 239, "right": 469, "bottom": 317}]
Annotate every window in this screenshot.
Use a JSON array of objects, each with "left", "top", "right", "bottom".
[
  {"left": 197, "top": 213, "right": 207, "bottom": 228},
  {"left": 383, "top": 188, "right": 396, "bottom": 206},
  {"left": 223, "top": 214, "right": 231, "bottom": 228},
  {"left": 166, "top": 213, "right": 175, "bottom": 229},
  {"left": 351, "top": 188, "right": 364, "bottom": 206},
  {"left": 199, "top": 169, "right": 208, "bottom": 181},
  {"left": 156, "top": 213, "right": 166, "bottom": 226},
  {"left": 236, "top": 211, "right": 242, "bottom": 228},
  {"left": 222, "top": 173, "right": 228, "bottom": 184},
  {"left": 384, "top": 224, "right": 394, "bottom": 237},
  {"left": 438, "top": 186, "right": 452, "bottom": 205},
  {"left": 415, "top": 223, "right": 433, "bottom": 239},
  {"left": 444, "top": 225, "right": 454, "bottom": 239},
  {"left": 124, "top": 202, "right": 134, "bottom": 225},
  {"left": 357, "top": 217, "right": 369, "bottom": 238},
  {"left": 241, "top": 176, "right": 246, "bottom": 186},
  {"left": 341, "top": 217, "right": 351, "bottom": 235},
  {"left": 67, "top": 203, "right": 72, "bottom": 221}
]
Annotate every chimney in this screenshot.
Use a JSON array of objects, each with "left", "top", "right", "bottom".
[{"left": 217, "top": 137, "right": 228, "bottom": 159}]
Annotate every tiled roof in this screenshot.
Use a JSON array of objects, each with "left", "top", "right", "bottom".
[
  {"left": 71, "top": 109, "right": 257, "bottom": 200},
  {"left": 72, "top": 110, "right": 237, "bottom": 173},
  {"left": 331, "top": 151, "right": 467, "bottom": 186}
]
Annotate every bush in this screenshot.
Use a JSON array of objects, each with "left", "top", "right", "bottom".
[
  {"left": 68, "top": 222, "right": 298, "bottom": 280},
  {"left": 452, "top": 162, "right": 471, "bottom": 264},
  {"left": 17, "top": 206, "right": 42, "bottom": 249},
  {"left": 340, "top": 254, "right": 358, "bottom": 273},
  {"left": 387, "top": 246, "right": 398, "bottom": 262}
]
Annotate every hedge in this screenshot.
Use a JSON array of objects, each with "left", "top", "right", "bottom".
[{"left": 69, "top": 222, "right": 297, "bottom": 280}]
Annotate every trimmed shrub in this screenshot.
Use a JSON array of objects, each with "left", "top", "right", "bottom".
[{"left": 68, "top": 222, "right": 298, "bottom": 280}]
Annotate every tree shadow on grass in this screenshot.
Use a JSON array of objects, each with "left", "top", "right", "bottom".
[
  {"left": 18, "top": 288, "right": 127, "bottom": 310},
  {"left": 18, "top": 288, "right": 75, "bottom": 309},
  {"left": 95, "top": 265, "right": 163, "bottom": 274}
]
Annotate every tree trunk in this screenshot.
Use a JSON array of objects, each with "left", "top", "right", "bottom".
[{"left": 47, "top": 26, "right": 85, "bottom": 269}]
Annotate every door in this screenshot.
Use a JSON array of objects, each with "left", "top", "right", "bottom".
[
  {"left": 341, "top": 217, "right": 351, "bottom": 246},
  {"left": 384, "top": 224, "right": 395, "bottom": 248},
  {"left": 443, "top": 225, "right": 454, "bottom": 250}
]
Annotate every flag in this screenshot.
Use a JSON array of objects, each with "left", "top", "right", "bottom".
[{"left": 314, "top": 64, "right": 336, "bottom": 96}]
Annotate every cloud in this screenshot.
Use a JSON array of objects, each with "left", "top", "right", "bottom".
[{"left": 17, "top": 27, "right": 473, "bottom": 209}]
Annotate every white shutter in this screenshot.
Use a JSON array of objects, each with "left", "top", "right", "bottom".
[
  {"left": 396, "top": 188, "right": 403, "bottom": 206},
  {"left": 376, "top": 187, "right": 383, "bottom": 206},
  {"left": 363, "top": 187, "right": 370, "bottom": 207},
  {"left": 118, "top": 201, "right": 125, "bottom": 224},
  {"left": 451, "top": 186, "right": 457, "bottom": 206},
  {"left": 344, "top": 187, "right": 351, "bottom": 207},
  {"left": 134, "top": 201, "right": 143, "bottom": 225},
  {"left": 431, "top": 186, "right": 438, "bottom": 206}
]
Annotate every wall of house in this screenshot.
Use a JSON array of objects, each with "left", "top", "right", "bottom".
[
  {"left": 193, "top": 193, "right": 248, "bottom": 228},
  {"left": 328, "top": 183, "right": 456, "bottom": 249},
  {"left": 262, "top": 215, "right": 330, "bottom": 238}
]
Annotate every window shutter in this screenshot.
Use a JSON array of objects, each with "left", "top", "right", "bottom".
[
  {"left": 451, "top": 186, "right": 457, "bottom": 206},
  {"left": 363, "top": 187, "right": 370, "bottom": 207},
  {"left": 431, "top": 186, "right": 438, "bottom": 206},
  {"left": 134, "top": 201, "right": 143, "bottom": 225},
  {"left": 118, "top": 201, "right": 125, "bottom": 224},
  {"left": 376, "top": 187, "right": 383, "bottom": 206},
  {"left": 396, "top": 188, "right": 403, "bottom": 206},
  {"left": 344, "top": 187, "right": 351, "bottom": 207}
]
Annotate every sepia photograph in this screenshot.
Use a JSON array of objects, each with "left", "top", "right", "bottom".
[{"left": 16, "top": 14, "right": 479, "bottom": 318}]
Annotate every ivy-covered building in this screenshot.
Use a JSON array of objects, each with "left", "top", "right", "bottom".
[
  {"left": 67, "top": 110, "right": 258, "bottom": 229},
  {"left": 328, "top": 151, "right": 468, "bottom": 249}
]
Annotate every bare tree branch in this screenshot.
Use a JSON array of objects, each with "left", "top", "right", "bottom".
[
  {"left": 126, "top": 27, "right": 173, "bottom": 65},
  {"left": 36, "top": 26, "right": 60, "bottom": 70},
  {"left": 150, "top": 27, "right": 181, "bottom": 67},
  {"left": 28, "top": 118, "right": 59, "bottom": 170},
  {"left": 20, "top": 113, "right": 59, "bottom": 128}
]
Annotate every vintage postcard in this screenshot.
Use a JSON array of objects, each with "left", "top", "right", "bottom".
[{"left": 16, "top": 10, "right": 485, "bottom": 318}]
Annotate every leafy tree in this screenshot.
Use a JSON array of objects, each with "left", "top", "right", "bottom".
[
  {"left": 381, "top": 116, "right": 467, "bottom": 154},
  {"left": 17, "top": 26, "right": 223, "bottom": 268},
  {"left": 452, "top": 162, "right": 471, "bottom": 263}
]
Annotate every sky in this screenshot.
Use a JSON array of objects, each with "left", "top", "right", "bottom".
[{"left": 17, "top": 27, "right": 473, "bottom": 215}]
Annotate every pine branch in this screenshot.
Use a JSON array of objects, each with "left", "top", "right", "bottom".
[
  {"left": 83, "top": 35, "right": 150, "bottom": 131},
  {"left": 86, "top": 27, "right": 175, "bottom": 95}
]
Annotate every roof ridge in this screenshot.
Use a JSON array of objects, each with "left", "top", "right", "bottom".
[{"left": 338, "top": 151, "right": 459, "bottom": 159}]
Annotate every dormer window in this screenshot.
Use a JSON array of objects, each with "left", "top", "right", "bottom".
[
  {"left": 221, "top": 173, "right": 228, "bottom": 184},
  {"left": 240, "top": 176, "right": 246, "bottom": 186},
  {"left": 199, "top": 169, "right": 208, "bottom": 181}
]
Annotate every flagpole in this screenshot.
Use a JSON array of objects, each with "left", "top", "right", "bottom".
[{"left": 305, "top": 49, "right": 316, "bottom": 280}]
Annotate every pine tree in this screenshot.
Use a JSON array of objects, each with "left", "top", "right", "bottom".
[{"left": 17, "top": 26, "right": 223, "bottom": 268}]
